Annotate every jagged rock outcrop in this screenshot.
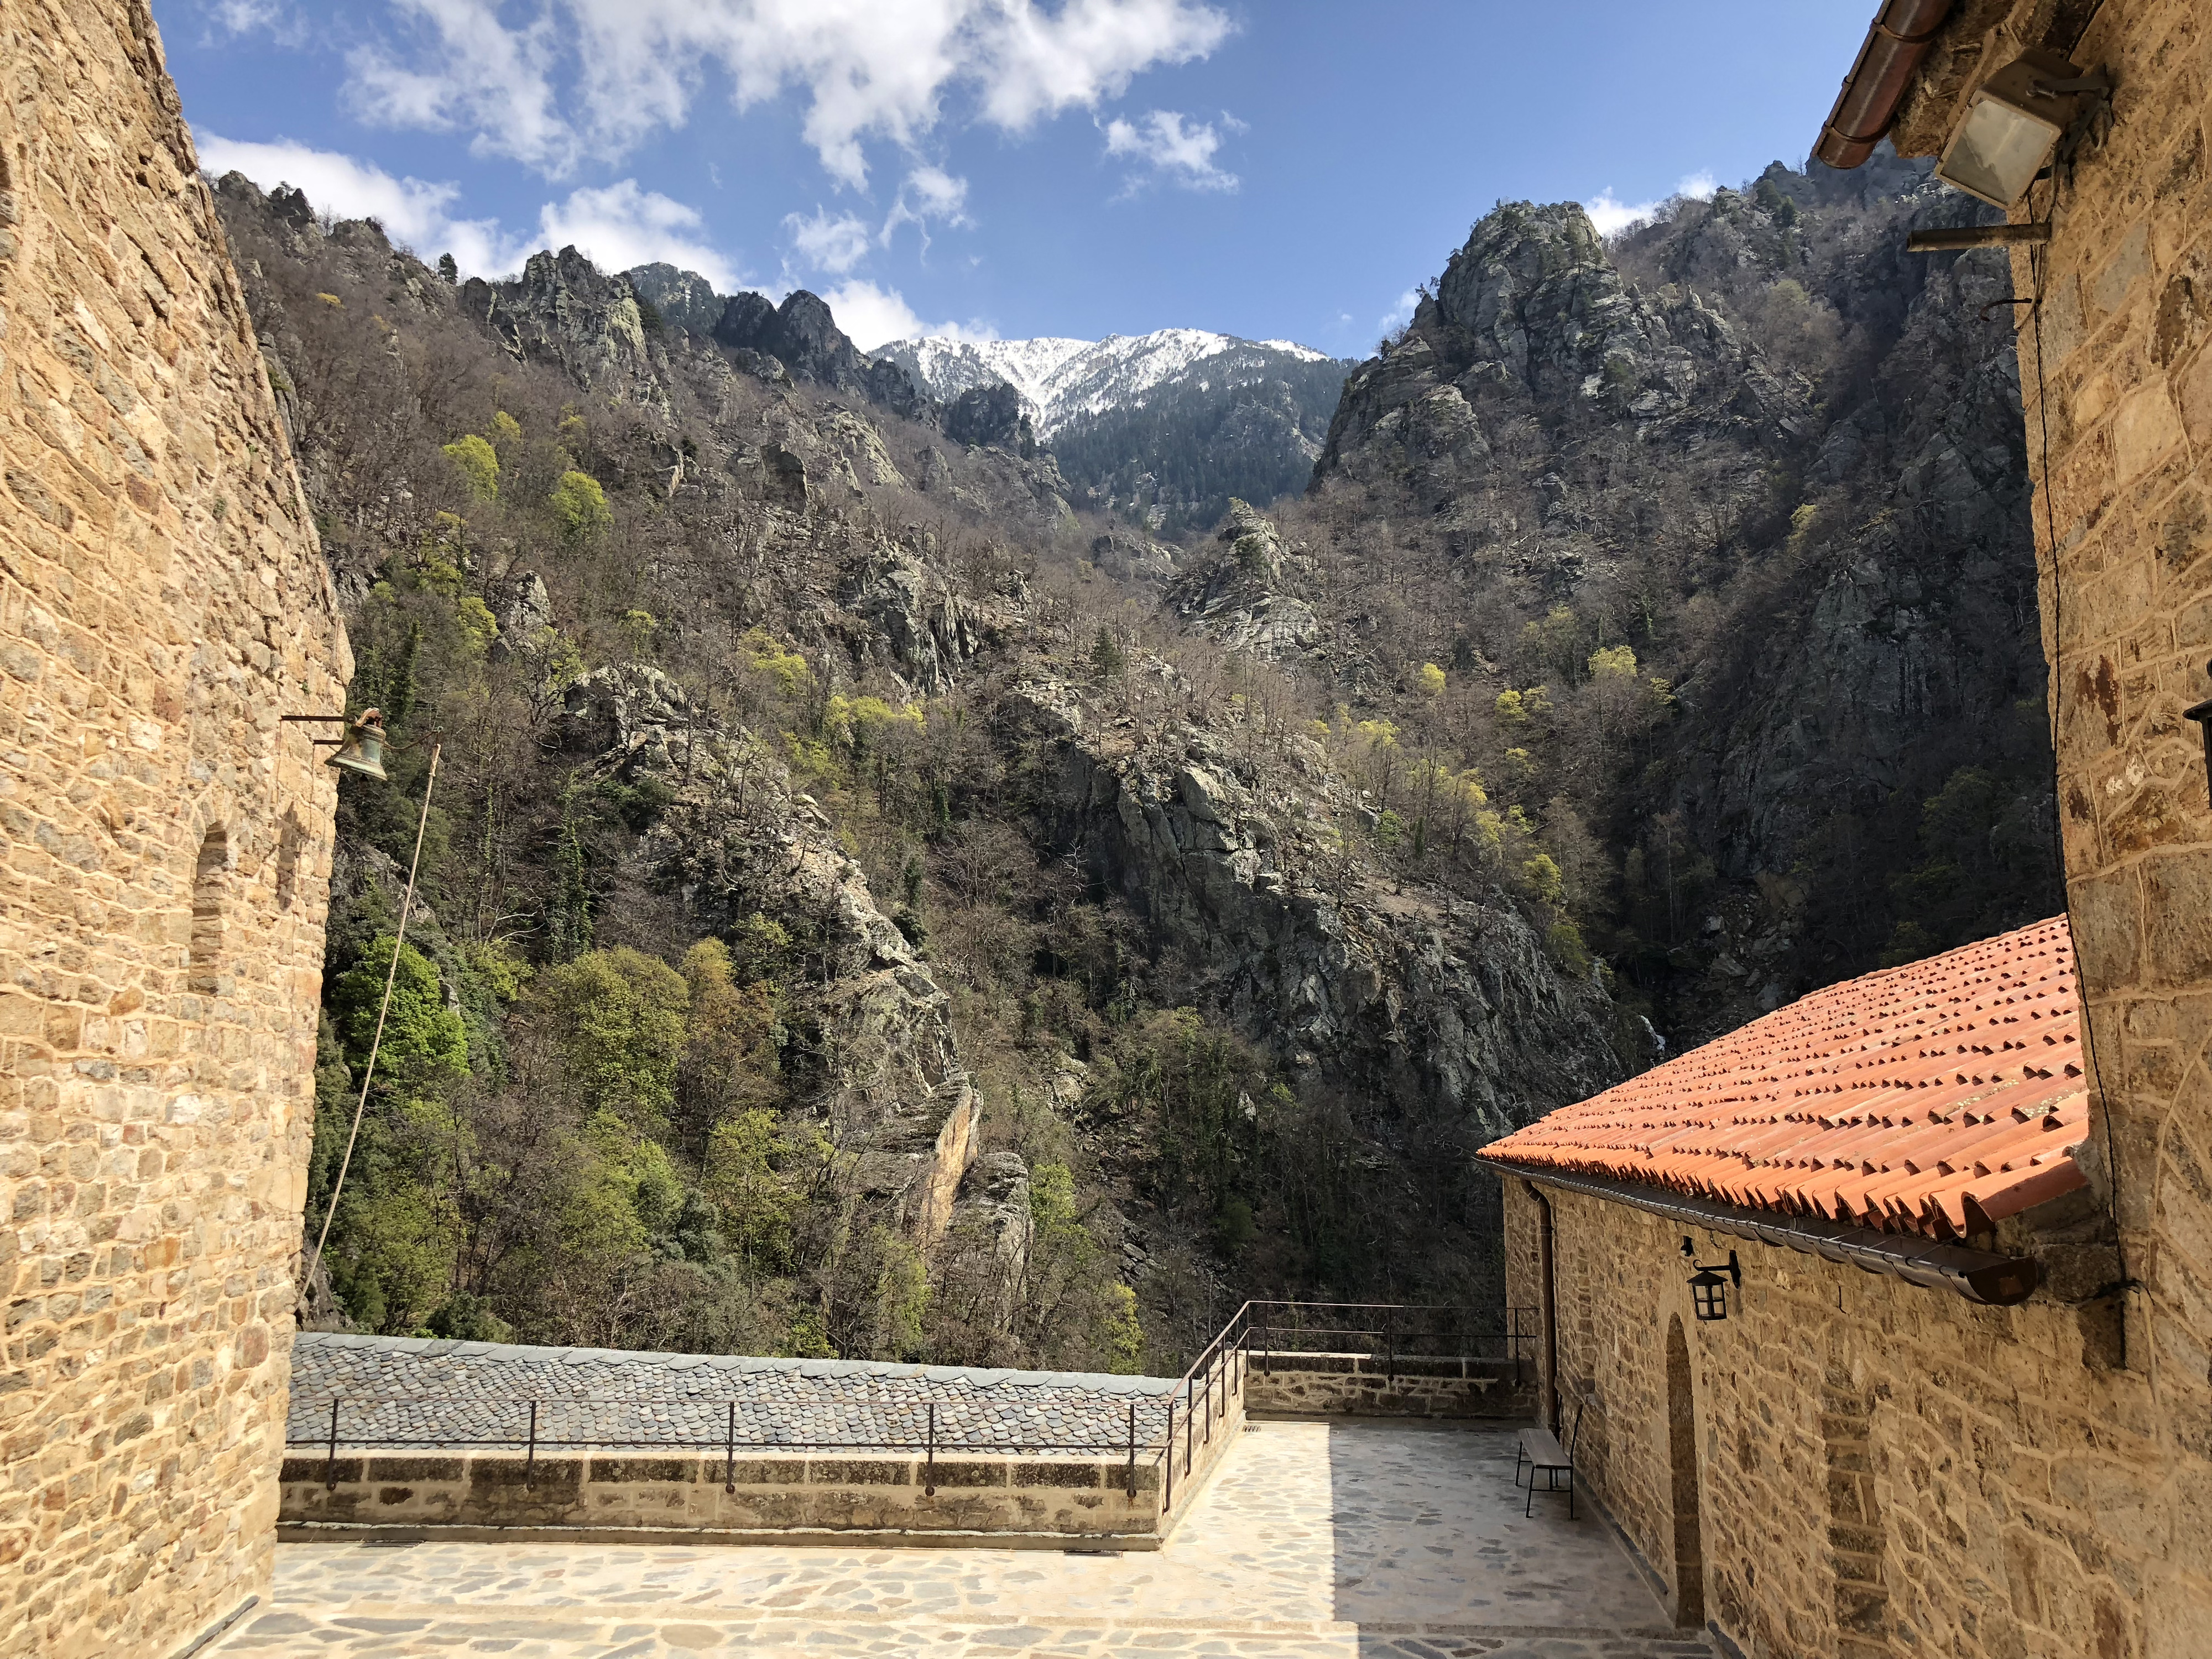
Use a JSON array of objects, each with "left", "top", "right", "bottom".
[
  {"left": 838, "top": 540, "right": 978, "bottom": 694},
  {"left": 712, "top": 287, "right": 931, "bottom": 419},
  {"left": 626, "top": 262, "right": 727, "bottom": 336},
  {"left": 458, "top": 249, "right": 668, "bottom": 411},
  {"left": 557, "top": 666, "right": 979, "bottom": 1242},
  {"left": 1165, "top": 500, "right": 1323, "bottom": 663},
  {"left": 1010, "top": 671, "right": 1626, "bottom": 1131},
  {"left": 945, "top": 383, "right": 1036, "bottom": 456},
  {"left": 1088, "top": 528, "right": 1177, "bottom": 585},
  {"left": 1318, "top": 200, "right": 1809, "bottom": 494}
]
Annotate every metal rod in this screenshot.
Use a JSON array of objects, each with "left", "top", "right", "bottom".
[
  {"left": 1164, "top": 1399, "right": 1175, "bottom": 1511},
  {"left": 525, "top": 1400, "right": 537, "bottom": 1489},
  {"left": 1386, "top": 1306, "right": 1396, "bottom": 1386},
  {"left": 325, "top": 1397, "right": 339, "bottom": 1490},
  {"left": 1125, "top": 1403, "right": 1136, "bottom": 1499},
  {"left": 300, "top": 744, "right": 442, "bottom": 1316},
  {"left": 924, "top": 1403, "right": 937, "bottom": 1496},
  {"left": 725, "top": 1401, "right": 736, "bottom": 1493}
]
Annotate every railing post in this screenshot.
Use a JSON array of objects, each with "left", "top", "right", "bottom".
[
  {"left": 1164, "top": 1398, "right": 1175, "bottom": 1511},
  {"left": 724, "top": 1400, "right": 736, "bottom": 1493},
  {"left": 325, "top": 1397, "right": 339, "bottom": 1490},
  {"left": 1184, "top": 1380, "right": 1193, "bottom": 1475},
  {"left": 1203, "top": 1349, "right": 1212, "bottom": 1443},
  {"left": 1125, "top": 1402, "right": 1136, "bottom": 1500},
  {"left": 525, "top": 1400, "right": 538, "bottom": 1490},
  {"left": 1386, "top": 1306, "right": 1396, "bottom": 1386},
  {"left": 924, "top": 1402, "right": 937, "bottom": 1496}
]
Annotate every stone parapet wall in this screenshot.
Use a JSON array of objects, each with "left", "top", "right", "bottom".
[
  {"left": 281, "top": 1447, "right": 1167, "bottom": 1547},
  {"left": 0, "top": 2, "right": 348, "bottom": 1656},
  {"left": 1504, "top": 1178, "right": 2183, "bottom": 1658},
  {"left": 1243, "top": 1352, "right": 1535, "bottom": 1420}
]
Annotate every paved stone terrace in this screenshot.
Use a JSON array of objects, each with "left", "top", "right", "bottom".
[
  {"left": 217, "top": 1421, "right": 1712, "bottom": 1657},
  {"left": 290, "top": 1334, "right": 1180, "bottom": 1457}
]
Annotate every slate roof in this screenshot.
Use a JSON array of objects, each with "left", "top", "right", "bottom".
[
  {"left": 1480, "top": 916, "right": 2091, "bottom": 1239},
  {"left": 289, "top": 1333, "right": 1176, "bottom": 1457}
]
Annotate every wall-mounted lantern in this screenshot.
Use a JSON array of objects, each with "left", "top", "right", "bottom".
[
  {"left": 1935, "top": 50, "right": 2107, "bottom": 208},
  {"left": 2185, "top": 661, "right": 2212, "bottom": 811},
  {"left": 1680, "top": 1237, "right": 1741, "bottom": 1322},
  {"left": 283, "top": 708, "right": 390, "bottom": 780}
]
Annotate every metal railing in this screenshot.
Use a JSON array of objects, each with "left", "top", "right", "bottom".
[
  {"left": 286, "top": 1301, "right": 1535, "bottom": 1515},
  {"left": 1240, "top": 1300, "right": 1537, "bottom": 1385},
  {"left": 289, "top": 1391, "right": 1172, "bottom": 1500}
]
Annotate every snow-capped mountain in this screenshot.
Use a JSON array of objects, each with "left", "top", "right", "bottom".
[{"left": 877, "top": 330, "right": 1335, "bottom": 440}]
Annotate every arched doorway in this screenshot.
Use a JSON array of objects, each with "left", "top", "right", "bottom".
[{"left": 1665, "top": 1313, "right": 1705, "bottom": 1627}]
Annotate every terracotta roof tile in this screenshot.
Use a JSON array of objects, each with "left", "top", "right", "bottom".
[{"left": 1479, "top": 917, "right": 2091, "bottom": 1241}]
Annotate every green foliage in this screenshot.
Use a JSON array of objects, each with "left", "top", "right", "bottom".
[
  {"left": 549, "top": 469, "right": 612, "bottom": 540},
  {"left": 330, "top": 937, "right": 468, "bottom": 1086},
  {"left": 1522, "top": 852, "right": 1566, "bottom": 906},
  {"left": 442, "top": 433, "right": 499, "bottom": 500},
  {"left": 1413, "top": 661, "right": 1446, "bottom": 696},
  {"left": 538, "top": 947, "right": 690, "bottom": 1131}
]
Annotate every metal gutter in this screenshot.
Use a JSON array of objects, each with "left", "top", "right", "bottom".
[
  {"left": 1815, "top": 0, "right": 1955, "bottom": 169},
  {"left": 1485, "top": 1159, "right": 2039, "bottom": 1306}
]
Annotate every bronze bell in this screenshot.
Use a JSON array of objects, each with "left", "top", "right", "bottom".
[{"left": 326, "top": 708, "right": 389, "bottom": 781}]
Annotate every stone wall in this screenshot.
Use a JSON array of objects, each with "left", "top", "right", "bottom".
[
  {"left": 280, "top": 1367, "right": 1249, "bottom": 1548},
  {"left": 1917, "top": 1, "right": 2212, "bottom": 1653},
  {"left": 0, "top": 3, "right": 348, "bottom": 1656},
  {"left": 1503, "top": 1178, "right": 2193, "bottom": 1658},
  {"left": 1243, "top": 1352, "right": 1535, "bottom": 1420},
  {"left": 281, "top": 1447, "right": 1168, "bottom": 1548}
]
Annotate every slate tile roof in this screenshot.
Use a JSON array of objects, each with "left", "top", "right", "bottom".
[
  {"left": 288, "top": 1332, "right": 1174, "bottom": 1455},
  {"left": 1479, "top": 916, "right": 2091, "bottom": 1239}
]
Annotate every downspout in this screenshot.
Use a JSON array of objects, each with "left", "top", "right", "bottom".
[
  {"left": 1525, "top": 1181, "right": 1559, "bottom": 1433},
  {"left": 1814, "top": 0, "right": 1954, "bottom": 169}
]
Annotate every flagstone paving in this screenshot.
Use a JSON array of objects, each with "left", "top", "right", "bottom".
[{"left": 213, "top": 1421, "right": 1712, "bottom": 1657}]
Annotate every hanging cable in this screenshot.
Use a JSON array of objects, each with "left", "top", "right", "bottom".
[{"left": 298, "top": 743, "right": 442, "bottom": 1319}]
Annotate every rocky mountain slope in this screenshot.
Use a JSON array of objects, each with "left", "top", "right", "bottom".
[
  {"left": 215, "top": 171, "right": 1620, "bottom": 1368},
  {"left": 1285, "top": 152, "right": 2060, "bottom": 1040},
  {"left": 881, "top": 330, "right": 1350, "bottom": 535}
]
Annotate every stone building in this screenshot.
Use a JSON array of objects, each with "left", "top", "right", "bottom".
[
  {"left": 1484, "top": 7, "right": 2212, "bottom": 1656},
  {"left": 0, "top": 2, "right": 350, "bottom": 1655}
]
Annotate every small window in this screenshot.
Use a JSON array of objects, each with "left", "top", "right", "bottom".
[{"left": 189, "top": 825, "right": 228, "bottom": 993}]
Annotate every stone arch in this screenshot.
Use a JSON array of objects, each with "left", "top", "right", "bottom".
[
  {"left": 1665, "top": 1312, "right": 1705, "bottom": 1628},
  {"left": 188, "top": 823, "right": 229, "bottom": 993}
]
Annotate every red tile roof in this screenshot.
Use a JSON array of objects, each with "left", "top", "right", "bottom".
[{"left": 1480, "top": 917, "right": 2091, "bottom": 1240}]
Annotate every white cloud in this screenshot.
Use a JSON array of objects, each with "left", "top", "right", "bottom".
[
  {"left": 339, "top": 0, "right": 1232, "bottom": 186},
  {"left": 882, "top": 165, "right": 974, "bottom": 251},
  {"left": 540, "top": 181, "right": 742, "bottom": 289},
  {"left": 208, "top": 0, "right": 289, "bottom": 32},
  {"left": 782, "top": 206, "right": 875, "bottom": 275},
  {"left": 349, "top": 0, "right": 579, "bottom": 174},
  {"left": 1375, "top": 288, "right": 1418, "bottom": 335},
  {"left": 820, "top": 279, "right": 995, "bottom": 352},
  {"left": 1582, "top": 170, "right": 1720, "bottom": 238},
  {"left": 1102, "top": 108, "right": 1236, "bottom": 192},
  {"left": 193, "top": 134, "right": 740, "bottom": 286}
]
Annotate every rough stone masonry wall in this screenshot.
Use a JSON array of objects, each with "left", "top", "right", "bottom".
[
  {"left": 0, "top": 3, "right": 349, "bottom": 1657},
  {"left": 1504, "top": 1181, "right": 2188, "bottom": 1659},
  {"left": 1909, "top": 3, "right": 2212, "bottom": 1656}
]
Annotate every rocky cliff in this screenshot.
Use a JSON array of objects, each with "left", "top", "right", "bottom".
[{"left": 1301, "top": 155, "right": 2058, "bottom": 1039}]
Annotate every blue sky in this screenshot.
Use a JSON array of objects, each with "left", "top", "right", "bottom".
[{"left": 168, "top": 1, "right": 1869, "bottom": 356}]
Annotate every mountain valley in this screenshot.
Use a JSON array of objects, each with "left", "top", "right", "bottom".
[{"left": 215, "top": 141, "right": 2056, "bottom": 1374}]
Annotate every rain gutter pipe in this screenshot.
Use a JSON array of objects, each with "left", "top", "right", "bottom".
[{"left": 1815, "top": 0, "right": 1955, "bottom": 169}]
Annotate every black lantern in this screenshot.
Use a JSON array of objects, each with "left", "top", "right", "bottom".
[
  {"left": 1680, "top": 1238, "right": 1741, "bottom": 1322},
  {"left": 2184, "top": 659, "right": 2212, "bottom": 811}
]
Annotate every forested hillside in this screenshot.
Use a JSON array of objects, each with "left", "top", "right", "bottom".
[
  {"left": 220, "top": 140, "right": 2056, "bottom": 1374},
  {"left": 218, "top": 175, "right": 1622, "bottom": 1374}
]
